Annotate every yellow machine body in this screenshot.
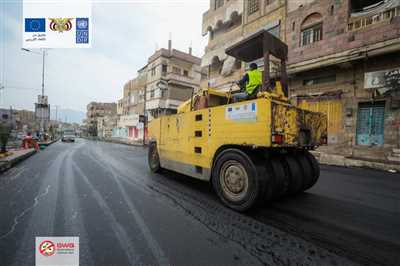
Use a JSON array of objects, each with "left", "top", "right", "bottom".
[{"left": 148, "top": 89, "right": 327, "bottom": 181}]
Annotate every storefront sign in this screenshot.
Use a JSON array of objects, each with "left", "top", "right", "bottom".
[{"left": 365, "top": 68, "right": 400, "bottom": 93}]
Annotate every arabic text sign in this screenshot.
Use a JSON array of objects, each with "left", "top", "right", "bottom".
[{"left": 23, "top": 1, "right": 91, "bottom": 48}]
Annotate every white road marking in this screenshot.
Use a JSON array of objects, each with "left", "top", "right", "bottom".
[{"left": 0, "top": 185, "right": 51, "bottom": 240}]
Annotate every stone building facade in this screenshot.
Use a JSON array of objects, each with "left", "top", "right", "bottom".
[
  {"left": 201, "top": 0, "right": 286, "bottom": 91},
  {"left": 86, "top": 102, "right": 117, "bottom": 136},
  {"left": 201, "top": 0, "right": 400, "bottom": 161},
  {"left": 116, "top": 41, "right": 203, "bottom": 141},
  {"left": 286, "top": 0, "right": 400, "bottom": 161},
  {"left": 145, "top": 41, "right": 203, "bottom": 118}
]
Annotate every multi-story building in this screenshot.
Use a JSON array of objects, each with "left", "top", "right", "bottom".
[
  {"left": 201, "top": 0, "right": 286, "bottom": 90},
  {"left": 286, "top": 0, "right": 400, "bottom": 160},
  {"left": 202, "top": 0, "right": 400, "bottom": 161},
  {"left": 145, "top": 40, "right": 202, "bottom": 118},
  {"left": 0, "top": 108, "right": 17, "bottom": 129},
  {"left": 86, "top": 102, "right": 117, "bottom": 136},
  {"left": 15, "top": 110, "right": 36, "bottom": 131},
  {"left": 116, "top": 40, "right": 202, "bottom": 141},
  {"left": 97, "top": 115, "right": 118, "bottom": 139}
]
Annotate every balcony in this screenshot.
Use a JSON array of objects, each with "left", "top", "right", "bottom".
[
  {"left": 348, "top": 4, "right": 400, "bottom": 32},
  {"left": 202, "top": 0, "right": 243, "bottom": 36},
  {"left": 166, "top": 72, "right": 196, "bottom": 86},
  {"left": 205, "top": 25, "right": 242, "bottom": 52}
]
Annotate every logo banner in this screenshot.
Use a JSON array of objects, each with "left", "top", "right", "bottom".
[
  {"left": 35, "top": 237, "right": 79, "bottom": 266},
  {"left": 23, "top": 0, "right": 91, "bottom": 48}
]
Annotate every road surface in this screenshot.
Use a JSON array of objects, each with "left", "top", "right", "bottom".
[{"left": 0, "top": 139, "right": 399, "bottom": 265}]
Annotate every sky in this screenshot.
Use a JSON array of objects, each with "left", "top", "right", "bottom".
[{"left": 0, "top": 0, "right": 209, "bottom": 113}]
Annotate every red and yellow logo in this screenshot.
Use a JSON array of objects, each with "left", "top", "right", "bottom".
[{"left": 39, "top": 240, "right": 55, "bottom": 256}]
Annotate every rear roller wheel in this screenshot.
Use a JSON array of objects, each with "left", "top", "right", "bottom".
[
  {"left": 148, "top": 142, "right": 162, "bottom": 173},
  {"left": 296, "top": 154, "right": 314, "bottom": 191},
  {"left": 282, "top": 155, "right": 304, "bottom": 195},
  {"left": 212, "top": 149, "right": 268, "bottom": 211},
  {"left": 303, "top": 151, "right": 320, "bottom": 190},
  {"left": 267, "top": 156, "right": 289, "bottom": 199}
]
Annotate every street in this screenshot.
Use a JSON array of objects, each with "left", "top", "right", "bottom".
[{"left": 0, "top": 139, "right": 399, "bottom": 266}]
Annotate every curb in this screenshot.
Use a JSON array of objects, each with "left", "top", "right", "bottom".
[
  {"left": 0, "top": 149, "right": 36, "bottom": 173},
  {"left": 38, "top": 139, "right": 59, "bottom": 147},
  {"left": 311, "top": 151, "right": 400, "bottom": 172}
]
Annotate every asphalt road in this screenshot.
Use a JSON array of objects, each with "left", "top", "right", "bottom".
[{"left": 0, "top": 139, "right": 399, "bottom": 266}]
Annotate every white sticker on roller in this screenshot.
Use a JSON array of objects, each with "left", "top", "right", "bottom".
[{"left": 226, "top": 102, "right": 257, "bottom": 122}]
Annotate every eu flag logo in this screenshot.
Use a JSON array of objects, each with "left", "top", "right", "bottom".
[{"left": 25, "top": 18, "right": 45, "bottom": 32}]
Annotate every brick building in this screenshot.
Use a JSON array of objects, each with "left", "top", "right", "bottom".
[
  {"left": 286, "top": 0, "right": 400, "bottom": 161},
  {"left": 145, "top": 40, "right": 203, "bottom": 118},
  {"left": 86, "top": 102, "right": 117, "bottom": 136},
  {"left": 201, "top": 0, "right": 400, "bottom": 161},
  {"left": 116, "top": 40, "right": 203, "bottom": 141}
]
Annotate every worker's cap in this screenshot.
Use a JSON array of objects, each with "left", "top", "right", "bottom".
[{"left": 250, "top": 63, "right": 258, "bottom": 70}]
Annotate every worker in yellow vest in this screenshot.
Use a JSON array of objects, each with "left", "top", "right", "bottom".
[{"left": 233, "top": 62, "right": 262, "bottom": 102}]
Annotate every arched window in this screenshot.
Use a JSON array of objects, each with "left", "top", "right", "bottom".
[{"left": 300, "top": 13, "right": 323, "bottom": 47}]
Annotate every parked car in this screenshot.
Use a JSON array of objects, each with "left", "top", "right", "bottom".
[{"left": 62, "top": 129, "right": 75, "bottom": 142}]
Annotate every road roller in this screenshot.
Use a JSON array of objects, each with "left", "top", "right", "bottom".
[{"left": 147, "top": 30, "right": 327, "bottom": 211}]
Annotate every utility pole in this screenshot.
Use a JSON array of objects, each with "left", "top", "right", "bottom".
[
  {"left": 21, "top": 48, "right": 49, "bottom": 135},
  {"left": 41, "top": 49, "right": 45, "bottom": 96},
  {"left": 54, "top": 105, "right": 60, "bottom": 122}
]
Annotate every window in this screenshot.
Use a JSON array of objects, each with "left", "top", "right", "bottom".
[
  {"left": 162, "top": 64, "right": 167, "bottom": 76},
  {"left": 248, "top": 0, "right": 259, "bottom": 15},
  {"left": 150, "top": 90, "right": 155, "bottom": 98},
  {"left": 214, "top": 0, "right": 223, "bottom": 10},
  {"left": 209, "top": 30, "right": 214, "bottom": 40},
  {"left": 172, "top": 66, "right": 181, "bottom": 74},
  {"left": 183, "top": 70, "right": 189, "bottom": 77},
  {"left": 161, "top": 89, "right": 167, "bottom": 98},
  {"left": 303, "top": 74, "right": 336, "bottom": 86},
  {"left": 151, "top": 67, "right": 156, "bottom": 76},
  {"left": 301, "top": 23, "right": 322, "bottom": 46}
]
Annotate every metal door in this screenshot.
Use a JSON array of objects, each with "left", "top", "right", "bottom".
[{"left": 356, "top": 102, "right": 385, "bottom": 146}]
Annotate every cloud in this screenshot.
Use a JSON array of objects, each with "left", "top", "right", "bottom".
[{"left": 1, "top": 0, "right": 208, "bottom": 112}]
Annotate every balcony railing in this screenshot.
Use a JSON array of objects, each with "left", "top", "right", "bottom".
[{"left": 348, "top": 6, "right": 400, "bottom": 32}]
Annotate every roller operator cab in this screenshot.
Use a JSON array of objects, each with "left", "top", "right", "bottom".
[{"left": 148, "top": 30, "right": 327, "bottom": 211}]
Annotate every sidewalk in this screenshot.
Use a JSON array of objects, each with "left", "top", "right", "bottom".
[
  {"left": 0, "top": 149, "right": 36, "bottom": 173},
  {"left": 311, "top": 150, "right": 400, "bottom": 172}
]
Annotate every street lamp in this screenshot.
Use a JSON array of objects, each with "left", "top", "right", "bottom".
[
  {"left": 21, "top": 48, "right": 47, "bottom": 96},
  {"left": 21, "top": 48, "right": 49, "bottom": 135}
]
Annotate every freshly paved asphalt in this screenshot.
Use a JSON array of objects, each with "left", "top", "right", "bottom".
[{"left": 0, "top": 139, "right": 399, "bottom": 266}]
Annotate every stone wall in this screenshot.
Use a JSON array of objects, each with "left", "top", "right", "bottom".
[
  {"left": 289, "top": 52, "right": 400, "bottom": 159},
  {"left": 286, "top": 0, "right": 400, "bottom": 66}
]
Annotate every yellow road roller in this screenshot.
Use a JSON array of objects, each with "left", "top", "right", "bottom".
[{"left": 148, "top": 30, "right": 327, "bottom": 211}]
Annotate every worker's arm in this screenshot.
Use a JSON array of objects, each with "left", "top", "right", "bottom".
[{"left": 237, "top": 73, "right": 248, "bottom": 91}]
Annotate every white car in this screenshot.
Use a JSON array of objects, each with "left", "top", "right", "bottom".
[{"left": 62, "top": 130, "right": 76, "bottom": 142}]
